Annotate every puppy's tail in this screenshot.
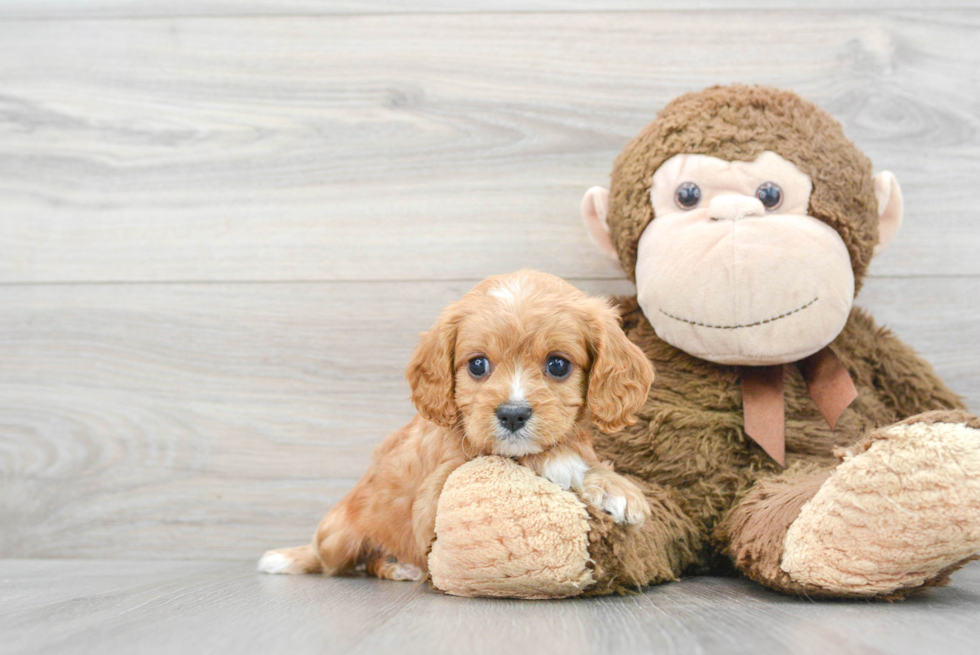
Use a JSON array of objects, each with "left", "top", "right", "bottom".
[{"left": 257, "top": 544, "right": 322, "bottom": 575}]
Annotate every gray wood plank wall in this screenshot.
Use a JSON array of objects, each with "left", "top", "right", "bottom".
[
  {"left": 1, "top": 3, "right": 978, "bottom": 560},
  {"left": 3, "top": 2, "right": 980, "bottom": 19}
]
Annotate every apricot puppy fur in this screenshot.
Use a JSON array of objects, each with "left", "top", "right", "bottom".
[{"left": 258, "top": 270, "right": 654, "bottom": 581}]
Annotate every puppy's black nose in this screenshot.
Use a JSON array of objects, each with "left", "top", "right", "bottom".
[{"left": 496, "top": 403, "right": 532, "bottom": 433}]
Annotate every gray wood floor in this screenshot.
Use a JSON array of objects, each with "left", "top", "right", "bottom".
[
  {"left": 2, "top": 1, "right": 980, "bottom": 652},
  {"left": 2, "top": 559, "right": 980, "bottom": 655}
]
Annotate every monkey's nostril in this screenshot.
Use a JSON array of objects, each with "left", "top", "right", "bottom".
[{"left": 496, "top": 403, "right": 532, "bottom": 433}]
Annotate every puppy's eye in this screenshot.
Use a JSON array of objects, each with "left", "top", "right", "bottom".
[
  {"left": 546, "top": 356, "right": 571, "bottom": 380},
  {"left": 756, "top": 182, "right": 783, "bottom": 210},
  {"left": 674, "top": 182, "right": 701, "bottom": 209},
  {"left": 467, "top": 357, "right": 490, "bottom": 379}
]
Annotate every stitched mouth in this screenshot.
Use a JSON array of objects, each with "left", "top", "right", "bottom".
[{"left": 659, "top": 297, "right": 818, "bottom": 330}]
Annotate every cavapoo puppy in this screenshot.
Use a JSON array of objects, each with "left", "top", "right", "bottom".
[{"left": 258, "top": 270, "right": 654, "bottom": 581}]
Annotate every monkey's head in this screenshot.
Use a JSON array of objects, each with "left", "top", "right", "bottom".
[{"left": 582, "top": 85, "right": 903, "bottom": 366}]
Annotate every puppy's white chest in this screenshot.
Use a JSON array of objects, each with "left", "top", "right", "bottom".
[{"left": 541, "top": 453, "right": 589, "bottom": 491}]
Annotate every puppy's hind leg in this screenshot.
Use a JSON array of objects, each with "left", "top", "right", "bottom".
[
  {"left": 257, "top": 544, "right": 322, "bottom": 575},
  {"left": 364, "top": 554, "right": 425, "bottom": 582},
  {"left": 312, "top": 503, "right": 371, "bottom": 576},
  {"left": 258, "top": 501, "right": 368, "bottom": 577}
]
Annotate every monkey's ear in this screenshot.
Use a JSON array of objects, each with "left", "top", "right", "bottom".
[
  {"left": 406, "top": 309, "right": 459, "bottom": 427},
  {"left": 581, "top": 187, "right": 618, "bottom": 260},
  {"left": 873, "top": 171, "right": 903, "bottom": 256}
]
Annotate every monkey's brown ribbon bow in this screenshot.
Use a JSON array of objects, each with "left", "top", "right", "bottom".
[{"left": 740, "top": 347, "right": 857, "bottom": 467}]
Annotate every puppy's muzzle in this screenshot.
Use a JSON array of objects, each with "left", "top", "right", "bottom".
[{"left": 496, "top": 403, "right": 532, "bottom": 433}]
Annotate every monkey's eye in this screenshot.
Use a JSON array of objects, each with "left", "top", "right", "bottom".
[
  {"left": 674, "top": 182, "right": 702, "bottom": 210},
  {"left": 756, "top": 182, "right": 783, "bottom": 210},
  {"left": 467, "top": 357, "right": 491, "bottom": 379},
  {"left": 546, "top": 356, "right": 572, "bottom": 380}
]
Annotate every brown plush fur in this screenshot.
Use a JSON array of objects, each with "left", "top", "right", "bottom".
[
  {"left": 714, "top": 466, "right": 831, "bottom": 596},
  {"left": 572, "top": 85, "right": 972, "bottom": 598},
  {"left": 578, "top": 297, "right": 968, "bottom": 596},
  {"left": 719, "top": 460, "right": 979, "bottom": 601}
]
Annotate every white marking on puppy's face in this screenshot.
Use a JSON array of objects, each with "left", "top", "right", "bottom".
[
  {"left": 489, "top": 286, "right": 513, "bottom": 302},
  {"left": 541, "top": 452, "right": 589, "bottom": 491},
  {"left": 489, "top": 276, "right": 528, "bottom": 306},
  {"left": 489, "top": 367, "right": 535, "bottom": 456},
  {"left": 509, "top": 367, "right": 527, "bottom": 403}
]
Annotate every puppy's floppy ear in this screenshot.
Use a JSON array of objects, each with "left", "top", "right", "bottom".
[
  {"left": 406, "top": 305, "right": 461, "bottom": 427},
  {"left": 586, "top": 299, "right": 654, "bottom": 433}
]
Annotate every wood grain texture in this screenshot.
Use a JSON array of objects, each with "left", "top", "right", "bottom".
[
  {"left": 0, "top": 276, "right": 975, "bottom": 560},
  {"left": 1, "top": 2, "right": 978, "bottom": 587},
  {"left": 0, "top": 278, "right": 627, "bottom": 559},
  {"left": 4, "top": 2, "right": 980, "bottom": 19},
  {"left": 2, "top": 559, "right": 980, "bottom": 655},
  {"left": 0, "top": 11, "right": 979, "bottom": 282}
]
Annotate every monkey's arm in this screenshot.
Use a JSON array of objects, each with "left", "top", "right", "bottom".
[{"left": 847, "top": 307, "right": 964, "bottom": 417}]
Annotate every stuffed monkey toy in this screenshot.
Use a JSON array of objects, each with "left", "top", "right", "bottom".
[{"left": 427, "top": 85, "right": 980, "bottom": 599}]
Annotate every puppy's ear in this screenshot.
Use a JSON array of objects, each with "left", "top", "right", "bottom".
[
  {"left": 406, "top": 306, "right": 460, "bottom": 427},
  {"left": 586, "top": 300, "right": 654, "bottom": 433}
]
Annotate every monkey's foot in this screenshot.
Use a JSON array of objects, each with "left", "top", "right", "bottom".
[{"left": 781, "top": 411, "right": 980, "bottom": 596}]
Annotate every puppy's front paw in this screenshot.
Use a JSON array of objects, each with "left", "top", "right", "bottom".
[
  {"left": 581, "top": 468, "right": 650, "bottom": 525},
  {"left": 366, "top": 555, "right": 425, "bottom": 582},
  {"left": 388, "top": 562, "right": 424, "bottom": 581}
]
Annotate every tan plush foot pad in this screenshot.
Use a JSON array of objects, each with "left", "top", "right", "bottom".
[
  {"left": 428, "top": 456, "right": 594, "bottom": 599},
  {"left": 781, "top": 419, "right": 980, "bottom": 595}
]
